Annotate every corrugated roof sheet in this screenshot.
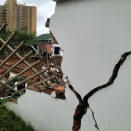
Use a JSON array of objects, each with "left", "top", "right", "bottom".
[
  {"left": 38, "top": 41, "right": 51, "bottom": 45},
  {"left": 37, "top": 33, "right": 52, "bottom": 45},
  {"left": 37, "top": 33, "right": 51, "bottom": 41}
]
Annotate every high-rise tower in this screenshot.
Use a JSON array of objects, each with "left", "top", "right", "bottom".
[
  {"left": 0, "top": 0, "right": 36, "bottom": 34},
  {"left": 5, "top": 0, "right": 17, "bottom": 31},
  {"left": 17, "top": 5, "right": 36, "bottom": 34}
]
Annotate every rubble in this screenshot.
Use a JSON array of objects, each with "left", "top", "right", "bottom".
[{"left": 0, "top": 21, "right": 66, "bottom": 101}]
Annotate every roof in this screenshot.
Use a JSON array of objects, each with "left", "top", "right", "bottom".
[
  {"left": 37, "top": 33, "right": 51, "bottom": 41},
  {"left": 37, "top": 33, "right": 52, "bottom": 45}
]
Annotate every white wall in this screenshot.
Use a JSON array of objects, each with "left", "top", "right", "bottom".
[
  {"left": 6, "top": 0, "right": 131, "bottom": 131},
  {"left": 51, "top": 0, "right": 131, "bottom": 130}
]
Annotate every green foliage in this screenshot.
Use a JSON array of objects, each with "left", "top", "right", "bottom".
[
  {"left": 45, "top": 82, "right": 50, "bottom": 88},
  {"left": 0, "top": 98, "right": 9, "bottom": 105},
  {"left": 0, "top": 30, "right": 38, "bottom": 55},
  {"left": 0, "top": 30, "right": 11, "bottom": 41},
  {"left": 14, "top": 31, "right": 37, "bottom": 46},
  {"left": 12, "top": 31, "right": 37, "bottom": 55},
  {"left": 0, "top": 92, "right": 23, "bottom": 105},
  {"left": 0, "top": 30, "right": 11, "bottom": 55},
  {"left": 0, "top": 105, "right": 35, "bottom": 131}
]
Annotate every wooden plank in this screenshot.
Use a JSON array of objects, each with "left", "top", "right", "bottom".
[
  {"left": 0, "top": 38, "right": 6, "bottom": 44},
  {"left": 28, "top": 75, "right": 56, "bottom": 88},
  {"left": 6, "top": 44, "right": 46, "bottom": 80},
  {"left": 0, "top": 80, "right": 12, "bottom": 88},
  {"left": 0, "top": 41, "right": 24, "bottom": 68},
  {"left": 9, "top": 76, "right": 56, "bottom": 96},
  {"left": 12, "top": 68, "right": 49, "bottom": 90},
  {"left": 2, "top": 60, "right": 41, "bottom": 88},
  {"left": 0, "top": 31, "right": 54, "bottom": 91},
  {"left": 0, "top": 51, "right": 33, "bottom": 80},
  {"left": 0, "top": 31, "right": 44, "bottom": 80},
  {"left": 0, "top": 32, "right": 16, "bottom": 52},
  {"left": 0, "top": 37, "right": 51, "bottom": 84},
  {"left": 0, "top": 23, "right": 6, "bottom": 33}
]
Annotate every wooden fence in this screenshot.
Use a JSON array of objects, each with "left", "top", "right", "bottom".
[{"left": 0, "top": 23, "right": 54, "bottom": 96}]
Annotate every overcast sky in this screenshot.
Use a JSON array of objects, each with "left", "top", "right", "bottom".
[{"left": 0, "top": 0, "right": 56, "bottom": 35}]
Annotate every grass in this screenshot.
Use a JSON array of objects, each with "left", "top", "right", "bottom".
[{"left": 0, "top": 103, "right": 35, "bottom": 131}]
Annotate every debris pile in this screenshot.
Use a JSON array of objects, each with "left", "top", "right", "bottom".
[{"left": 0, "top": 22, "right": 66, "bottom": 101}]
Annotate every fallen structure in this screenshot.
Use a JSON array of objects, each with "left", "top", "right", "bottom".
[
  {"left": 0, "top": 23, "right": 66, "bottom": 101},
  {"left": 1, "top": 0, "right": 131, "bottom": 130}
]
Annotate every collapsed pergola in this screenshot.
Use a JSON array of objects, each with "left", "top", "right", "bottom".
[{"left": 0, "top": 23, "right": 56, "bottom": 97}]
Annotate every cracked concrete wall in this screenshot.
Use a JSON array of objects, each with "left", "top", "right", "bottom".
[
  {"left": 4, "top": 0, "right": 131, "bottom": 131},
  {"left": 51, "top": 0, "right": 131, "bottom": 130}
]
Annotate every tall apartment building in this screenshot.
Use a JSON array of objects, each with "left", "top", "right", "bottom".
[
  {"left": 0, "top": 0, "right": 36, "bottom": 34},
  {"left": 17, "top": 5, "right": 36, "bottom": 34}
]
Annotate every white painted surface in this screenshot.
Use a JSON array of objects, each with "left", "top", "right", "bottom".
[
  {"left": 6, "top": 89, "right": 75, "bottom": 131},
  {"left": 6, "top": 0, "right": 131, "bottom": 131},
  {"left": 51, "top": 0, "right": 131, "bottom": 130}
]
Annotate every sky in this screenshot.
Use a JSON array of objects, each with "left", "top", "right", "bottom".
[{"left": 0, "top": 0, "right": 56, "bottom": 35}]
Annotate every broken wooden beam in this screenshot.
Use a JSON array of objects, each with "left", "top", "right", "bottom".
[
  {"left": 0, "top": 41, "right": 24, "bottom": 68},
  {"left": 9, "top": 68, "right": 49, "bottom": 91},
  {"left": 1, "top": 60, "right": 41, "bottom": 88},
  {"left": 0, "top": 51, "right": 33, "bottom": 80},
  {"left": 0, "top": 32, "right": 16, "bottom": 52}
]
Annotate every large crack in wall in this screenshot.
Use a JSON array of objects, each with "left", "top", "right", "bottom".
[
  {"left": 67, "top": 51, "right": 131, "bottom": 131},
  {"left": 51, "top": 1, "right": 131, "bottom": 130},
  {"left": 1, "top": 0, "right": 130, "bottom": 130}
]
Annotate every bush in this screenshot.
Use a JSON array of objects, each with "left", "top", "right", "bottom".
[
  {"left": 0, "top": 30, "right": 38, "bottom": 55},
  {"left": 0, "top": 105, "right": 35, "bottom": 131}
]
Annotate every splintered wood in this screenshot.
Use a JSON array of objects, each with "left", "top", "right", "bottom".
[{"left": 0, "top": 24, "right": 55, "bottom": 97}]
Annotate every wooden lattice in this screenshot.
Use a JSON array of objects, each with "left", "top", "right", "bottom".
[{"left": 0, "top": 24, "right": 54, "bottom": 97}]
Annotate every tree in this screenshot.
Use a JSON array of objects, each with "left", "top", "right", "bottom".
[{"left": 0, "top": 30, "right": 38, "bottom": 55}]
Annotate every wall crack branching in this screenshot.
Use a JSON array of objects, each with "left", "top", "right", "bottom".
[{"left": 67, "top": 51, "right": 131, "bottom": 131}]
